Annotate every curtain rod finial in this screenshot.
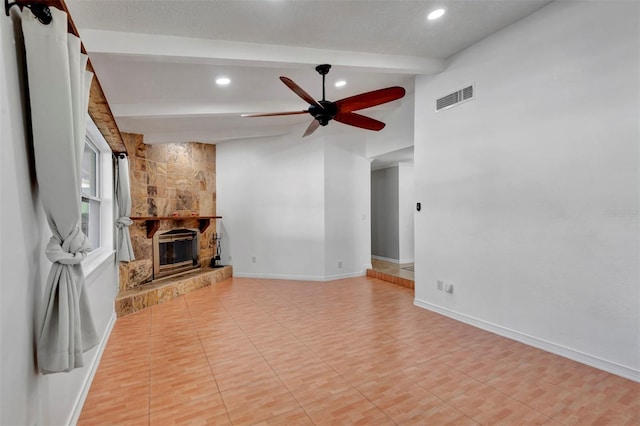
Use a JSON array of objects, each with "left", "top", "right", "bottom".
[
  {"left": 5, "top": 0, "right": 52, "bottom": 24},
  {"left": 5, "top": 0, "right": 15, "bottom": 16},
  {"left": 28, "top": 3, "right": 52, "bottom": 24}
]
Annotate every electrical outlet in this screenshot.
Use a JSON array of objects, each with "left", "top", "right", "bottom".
[
  {"left": 251, "top": 256, "right": 256, "bottom": 263},
  {"left": 338, "top": 261, "right": 343, "bottom": 268},
  {"left": 444, "top": 283, "right": 454, "bottom": 294},
  {"left": 437, "top": 280, "right": 444, "bottom": 291}
]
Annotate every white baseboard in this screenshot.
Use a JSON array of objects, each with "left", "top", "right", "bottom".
[
  {"left": 324, "top": 271, "right": 367, "bottom": 281},
  {"left": 371, "top": 255, "right": 400, "bottom": 264},
  {"left": 68, "top": 312, "right": 117, "bottom": 425},
  {"left": 413, "top": 298, "right": 640, "bottom": 383},
  {"left": 233, "top": 270, "right": 365, "bottom": 282},
  {"left": 371, "top": 255, "right": 415, "bottom": 265}
]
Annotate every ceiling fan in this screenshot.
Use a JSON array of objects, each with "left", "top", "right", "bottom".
[{"left": 242, "top": 64, "right": 406, "bottom": 137}]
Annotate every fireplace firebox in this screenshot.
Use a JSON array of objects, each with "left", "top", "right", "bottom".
[{"left": 153, "top": 228, "right": 200, "bottom": 279}]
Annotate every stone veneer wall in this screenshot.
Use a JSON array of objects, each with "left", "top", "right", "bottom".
[{"left": 119, "top": 132, "right": 217, "bottom": 291}]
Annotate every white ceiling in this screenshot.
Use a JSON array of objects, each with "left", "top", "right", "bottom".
[{"left": 66, "top": 0, "right": 553, "bottom": 144}]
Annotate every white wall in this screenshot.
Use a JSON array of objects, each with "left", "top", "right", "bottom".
[
  {"left": 1, "top": 14, "right": 118, "bottom": 425},
  {"left": 324, "top": 135, "right": 371, "bottom": 278},
  {"left": 371, "top": 166, "right": 399, "bottom": 260},
  {"left": 217, "top": 125, "right": 371, "bottom": 281},
  {"left": 414, "top": 0, "right": 639, "bottom": 380},
  {"left": 365, "top": 91, "right": 415, "bottom": 159},
  {"left": 217, "top": 132, "right": 326, "bottom": 279},
  {"left": 397, "top": 162, "right": 414, "bottom": 263}
]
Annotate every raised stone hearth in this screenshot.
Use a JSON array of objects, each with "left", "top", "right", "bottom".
[{"left": 116, "top": 265, "right": 232, "bottom": 317}]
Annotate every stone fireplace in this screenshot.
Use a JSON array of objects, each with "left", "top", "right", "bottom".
[{"left": 115, "top": 133, "right": 232, "bottom": 317}]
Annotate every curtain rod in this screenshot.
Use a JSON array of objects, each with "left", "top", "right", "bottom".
[
  {"left": 5, "top": 0, "right": 78, "bottom": 40},
  {"left": 5, "top": 0, "right": 53, "bottom": 24}
]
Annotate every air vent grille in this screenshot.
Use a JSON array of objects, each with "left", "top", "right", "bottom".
[
  {"left": 436, "top": 92, "right": 459, "bottom": 110},
  {"left": 462, "top": 85, "right": 473, "bottom": 100},
  {"left": 436, "top": 84, "right": 475, "bottom": 111}
]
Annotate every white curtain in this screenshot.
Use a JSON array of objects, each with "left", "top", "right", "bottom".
[
  {"left": 22, "top": 7, "right": 99, "bottom": 374},
  {"left": 116, "top": 155, "right": 135, "bottom": 262}
]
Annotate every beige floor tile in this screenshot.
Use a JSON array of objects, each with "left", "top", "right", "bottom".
[
  {"left": 303, "top": 388, "right": 394, "bottom": 425},
  {"left": 220, "top": 377, "right": 301, "bottom": 425},
  {"left": 79, "top": 276, "right": 638, "bottom": 425}
]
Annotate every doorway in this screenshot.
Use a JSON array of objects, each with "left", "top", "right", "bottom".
[{"left": 370, "top": 147, "right": 415, "bottom": 282}]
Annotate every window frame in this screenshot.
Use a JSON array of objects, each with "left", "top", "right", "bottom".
[
  {"left": 82, "top": 140, "right": 100, "bottom": 199},
  {"left": 82, "top": 138, "right": 102, "bottom": 249},
  {"left": 82, "top": 115, "right": 115, "bottom": 279}
]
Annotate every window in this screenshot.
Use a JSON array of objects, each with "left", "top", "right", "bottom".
[
  {"left": 82, "top": 116, "right": 114, "bottom": 275},
  {"left": 82, "top": 141, "right": 101, "bottom": 249}
]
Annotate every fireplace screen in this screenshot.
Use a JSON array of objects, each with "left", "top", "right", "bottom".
[{"left": 153, "top": 228, "right": 200, "bottom": 279}]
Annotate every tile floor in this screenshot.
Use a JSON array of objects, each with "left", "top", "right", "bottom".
[{"left": 79, "top": 277, "right": 639, "bottom": 425}]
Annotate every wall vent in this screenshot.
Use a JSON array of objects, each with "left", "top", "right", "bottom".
[{"left": 436, "top": 84, "right": 474, "bottom": 112}]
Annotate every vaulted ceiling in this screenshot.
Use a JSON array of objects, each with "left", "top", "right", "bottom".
[{"left": 66, "top": 0, "right": 553, "bottom": 144}]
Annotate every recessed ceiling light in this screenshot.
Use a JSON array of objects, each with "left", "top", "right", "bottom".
[
  {"left": 427, "top": 8, "right": 445, "bottom": 21},
  {"left": 334, "top": 80, "right": 346, "bottom": 88},
  {"left": 216, "top": 77, "right": 231, "bottom": 86}
]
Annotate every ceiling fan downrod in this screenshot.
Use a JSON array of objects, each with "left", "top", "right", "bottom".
[
  {"left": 315, "top": 64, "right": 331, "bottom": 102},
  {"left": 311, "top": 64, "right": 335, "bottom": 126}
]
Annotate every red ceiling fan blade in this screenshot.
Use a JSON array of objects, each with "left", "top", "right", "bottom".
[
  {"left": 280, "top": 77, "right": 322, "bottom": 108},
  {"left": 334, "top": 112, "right": 386, "bottom": 131},
  {"left": 303, "top": 119, "right": 320, "bottom": 137},
  {"left": 335, "top": 86, "right": 406, "bottom": 113},
  {"left": 242, "top": 110, "right": 308, "bottom": 117}
]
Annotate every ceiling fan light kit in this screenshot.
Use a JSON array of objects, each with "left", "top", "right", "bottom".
[{"left": 243, "top": 64, "right": 406, "bottom": 137}]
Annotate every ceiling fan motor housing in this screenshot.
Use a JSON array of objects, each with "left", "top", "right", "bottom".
[
  {"left": 315, "top": 64, "right": 332, "bottom": 75},
  {"left": 309, "top": 101, "right": 337, "bottom": 126}
]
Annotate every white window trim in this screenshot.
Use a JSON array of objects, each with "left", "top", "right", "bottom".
[
  {"left": 82, "top": 138, "right": 101, "bottom": 249},
  {"left": 83, "top": 115, "right": 115, "bottom": 279},
  {"left": 82, "top": 140, "right": 100, "bottom": 200}
]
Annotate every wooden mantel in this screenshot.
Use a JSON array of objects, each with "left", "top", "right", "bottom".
[{"left": 130, "top": 216, "right": 222, "bottom": 238}]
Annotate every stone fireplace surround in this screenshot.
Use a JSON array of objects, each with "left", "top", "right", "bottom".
[{"left": 116, "top": 133, "right": 232, "bottom": 317}]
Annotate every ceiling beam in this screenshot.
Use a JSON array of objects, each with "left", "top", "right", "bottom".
[
  {"left": 79, "top": 29, "right": 445, "bottom": 75},
  {"left": 140, "top": 128, "right": 293, "bottom": 145},
  {"left": 110, "top": 102, "right": 308, "bottom": 119}
]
